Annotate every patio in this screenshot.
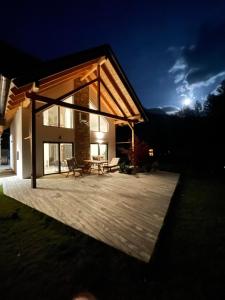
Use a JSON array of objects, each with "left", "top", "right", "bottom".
[{"left": 2, "top": 170, "right": 179, "bottom": 262}]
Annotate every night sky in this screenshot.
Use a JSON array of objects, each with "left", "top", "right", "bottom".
[{"left": 1, "top": 0, "right": 225, "bottom": 110}]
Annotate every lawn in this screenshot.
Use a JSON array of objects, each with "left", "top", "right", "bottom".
[{"left": 0, "top": 172, "right": 225, "bottom": 300}]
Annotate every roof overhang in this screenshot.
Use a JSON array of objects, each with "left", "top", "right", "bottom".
[{"left": 4, "top": 45, "right": 148, "bottom": 126}]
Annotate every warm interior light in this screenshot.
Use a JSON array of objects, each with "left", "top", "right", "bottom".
[
  {"left": 96, "top": 131, "right": 104, "bottom": 139},
  {"left": 149, "top": 149, "right": 154, "bottom": 156},
  {"left": 97, "top": 139, "right": 103, "bottom": 144}
]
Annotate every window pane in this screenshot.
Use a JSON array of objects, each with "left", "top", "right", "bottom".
[
  {"left": 99, "top": 144, "right": 108, "bottom": 160},
  {"left": 100, "top": 116, "right": 108, "bottom": 132},
  {"left": 44, "top": 143, "right": 59, "bottom": 174},
  {"left": 89, "top": 101, "right": 108, "bottom": 132},
  {"left": 90, "top": 144, "right": 98, "bottom": 159},
  {"left": 60, "top": 143, "right": 73, "bottom": 172},
  {"left": 60, "top": 96, "right": 74, "bottom": 128},
  {"left": 90, "top": 114, "right": 99, "bottom": 131},
  {"left": 43, "top": 106, "right": 58, "bottom": 126}
]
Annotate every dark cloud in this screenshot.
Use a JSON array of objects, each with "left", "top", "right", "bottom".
[
  {"left": 169, "top": 22, "right": 225, "bottom": 102},
  {"left": 147, "top": 106, "right": 180, "bottom": 115},
  {"left": 183, "top": 23, "right": 225, "bottom": 84}
]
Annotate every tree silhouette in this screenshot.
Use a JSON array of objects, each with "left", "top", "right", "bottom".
[
  {"left": 204, "top": 80, "right": 225, "bottom": 118},
  {"left": 194, "top": 100, "right": 203, "bottom": 116}
]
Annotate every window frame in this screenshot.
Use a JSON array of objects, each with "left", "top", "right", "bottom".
[
  {"left": 43, "top": 141, "right": 74, "bottom": 175},
  {"left": 90, "top": 143, "right": 108, "bottom": 160},
  {"left": 89, "top": 100, "right": 109, "bottom": 133},
  {"left": 43, "top": 96, "right": 74, "bottom": 129}
]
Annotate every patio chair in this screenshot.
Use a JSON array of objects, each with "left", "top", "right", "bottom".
[
  {"left": 66, "top": 158, "right": 83, "bottom": 178},
  {"left": 103, "top": 157, "right": 120, "bottom": 172}
]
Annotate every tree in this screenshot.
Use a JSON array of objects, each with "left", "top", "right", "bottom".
[
  {"left": 194, "top": 100, "right": 203, "bottom": 116},
  {"left": 204, "top": 80, "right": 225, "bottom": 118}
]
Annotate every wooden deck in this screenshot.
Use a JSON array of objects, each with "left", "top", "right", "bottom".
[{"left": 2, "top": 171, "right": 179, "bottom": 262}]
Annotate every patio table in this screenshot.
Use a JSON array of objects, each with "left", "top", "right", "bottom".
[{"left": 83, "top": 160, "right": 108, "bottom": 175}]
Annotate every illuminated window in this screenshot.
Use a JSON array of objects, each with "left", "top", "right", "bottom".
[
  {"left": 43, "top": 96, "right": 74, "bottom": 128},
  {"left": 60, "top": 97, "right": 74, "bottom": 128},
  {"left": 89, "top": 101, "right": 108, "bottom": 132},
  {"left": 90, "top": 143, "right": 108, "bottom": 160},
  {"left": 149, "top": 149, "right": 154, "bottom": 156},
  {"left": 43, "top": 106, "right": 58, "bottom": 127}
]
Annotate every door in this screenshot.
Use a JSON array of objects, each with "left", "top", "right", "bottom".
[{"left": 43, "top": 142, "right": 73, "bottom": 175}]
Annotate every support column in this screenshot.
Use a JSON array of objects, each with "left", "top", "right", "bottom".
[
  {"left": 97, "top": 64, "right": 101, "bottom": 111},
  {"left": 128, "top": 122, "right": 135, "bottom": 166},
  {"left": 31, "top": 99, "right": 36, "bottom": 188}
]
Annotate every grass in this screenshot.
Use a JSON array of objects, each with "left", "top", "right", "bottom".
[{"left": 0, "top": 172, "right": 225, "bottom": 299}]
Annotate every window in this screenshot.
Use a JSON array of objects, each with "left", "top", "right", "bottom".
[
  {"left": 60, "top": 97, "right": 74, "bottom": 128},
  {"left": 90, "top": 143, "right": 108, "bottom": 160},
  {"left": 43, "top": 106, "right": 58, "bottom": 127},
  {"left": 43, "top": 96, "right": 74, "bottom": 128},
  {"left": 89, "top": 101, "right": 108, "bottom": 132}
]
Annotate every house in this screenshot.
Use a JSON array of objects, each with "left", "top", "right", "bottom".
[{"left": 0, "top": 42, "right": 147, "bottom": 187}]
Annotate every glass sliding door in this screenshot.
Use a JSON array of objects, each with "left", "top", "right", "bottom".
[
  {"left": 44, "top": 142, "right": 73, "bottom": 175},
  {"left": 44, "top": 143, "right": 59, "bottom": 174},
  {"left": 60, "top": 143, "right": 73, "bottom": 172},
  {"left": 99, "top": 144, "right": 108, "bottom": 160}
]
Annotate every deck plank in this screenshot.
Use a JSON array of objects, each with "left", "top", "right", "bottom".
[{"left": 2, "top": 171, "right": 179, "bottom": 262}]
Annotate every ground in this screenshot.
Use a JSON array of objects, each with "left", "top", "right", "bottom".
[{"left": 0, "top": 172, "right": 225, "bottom": 300}]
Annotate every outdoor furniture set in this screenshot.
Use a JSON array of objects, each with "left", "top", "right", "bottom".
[{"left": 66, "top": 156, "right": 120, "bottom": 178}]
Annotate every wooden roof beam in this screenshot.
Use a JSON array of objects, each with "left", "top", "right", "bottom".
[
  {"left": 10, "top": 58, "right": 99, "bottom": 96},
  {"left": 101, "top": 64, "right": 135, "bottom": 116},
  {"left": 100, "top": 78, "right": 127, "bottom": 117},
  {"left": 26, "top": 92, "right": 134, "bottom": 123},
  {"left": 80, "top": 57, "right": 106, "bottom": 81},
  {"left": 88, "top": 82, "right": 117, "bottom": 115},
  {"left": 35, "top": 78, "right": 98, "bottom": 113}
]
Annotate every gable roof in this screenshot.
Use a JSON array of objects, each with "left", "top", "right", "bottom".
[{"left": 4, "top": 44, "right": 148, "bottom": 124}]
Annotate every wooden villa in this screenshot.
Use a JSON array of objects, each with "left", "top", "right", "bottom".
[{"left": 0, "top": 43, "right": 147, "bottom": 187}]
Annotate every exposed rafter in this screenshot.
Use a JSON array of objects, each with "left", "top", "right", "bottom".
[
  {"left": 101, "top": 64, "right": 134, "bottom": 116},
  {"left": 100, "top": 78, "right": 127, "bottom": 117},
  {"left": 87, "top": 75, "right": 117, "bottom": 115},
  {"left": 26, "top": 91, "right": 135, "bottom": 123},
  {"left": 36, "top": 78, "right": 98, "bottom": 113},
  {"left": 80, "top": 57, "right": 106, "bottom": 81}
]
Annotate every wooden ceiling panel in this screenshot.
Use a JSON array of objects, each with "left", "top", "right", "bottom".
[
  {"left": 87, "top": 75, "right": 117, "bottom": 115},
  {"left": 104, "top": 60, "right": 140, "bottom": 116}
]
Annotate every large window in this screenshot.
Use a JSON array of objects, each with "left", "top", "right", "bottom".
[
  {"left": 90, "top": 143, "right": 108, "bottom": 160},
  {"left": 44, "top": 142, "right": 73, "bottom": 174},
  {"left": 43, "top": 96, "right": 74, "bottom": 128},
  {"left": 89, "top": 101, "right": 108, "bottom": 132}
]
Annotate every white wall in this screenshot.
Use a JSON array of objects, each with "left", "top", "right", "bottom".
[
  {"left": 10, "top": 107, "right": 23, "bottom": 178},
  {"left": 10, "top": 78, "right": 116, "bottom": 178}
]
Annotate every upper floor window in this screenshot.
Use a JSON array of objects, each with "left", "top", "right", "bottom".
[
  {"left": 43, "top": 96, "right": 74, "bottom": 128},
  {"left": 89, "top": 101, "right": 108, "bottom": 132}
]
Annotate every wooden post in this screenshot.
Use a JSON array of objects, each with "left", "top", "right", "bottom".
[
  {"left": 128, "top": 122, "right": 135, "bottom": 166},
  {"left": 31, "top": 99, "right": 37, "bottom": 188},
  {"left": 97, "top": 64, "right": 101, "bottom": 132},
  {"left": 97, "top": 64, "right": 101, "bottom": 111}
]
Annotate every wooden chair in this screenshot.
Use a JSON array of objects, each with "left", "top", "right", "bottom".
[
  {"left": 66, "top": 158, "right": 83, "bottom": 178},
  {"left": 103, "top": 157, "right": 120, "bottom": 172}
]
